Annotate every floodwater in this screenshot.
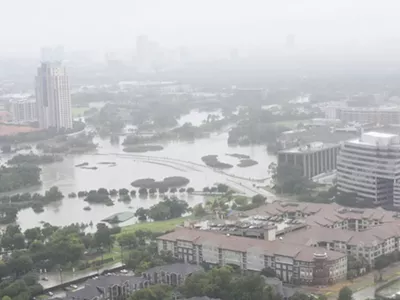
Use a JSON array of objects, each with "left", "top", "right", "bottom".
[
  {"left": 8, "top": 111, "right": 276, "bottom": 231},
  {"left": 375, "top": 279, "right": 400, "bottom": 299}
]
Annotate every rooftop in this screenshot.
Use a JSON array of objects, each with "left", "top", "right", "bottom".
[
  {"left": 347, "top": 131, "right": 400, "bottom": 147},
  {"left": 158, "top": 228, "right": 346, "bottom": 262},
  {"left": 278, "top": 142, "right": 339, "bottom": 154},
  {"left": 143, "top": 263, "right": 203, "bottom": 276}
]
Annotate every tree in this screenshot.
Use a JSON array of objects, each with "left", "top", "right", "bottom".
[
  {"left": 187, "top": 187, "right": 195, "bottom": 194},
  {"left": 0, "top": 261, "right": 9, "bottom": 279},
  {"left": 272, "top": 163, "right": 313, "bottom": 194},
  {"left": 8, "top": 255, "right": 33, "bottom": 276},
  {"left": 24, "top": 227, "right": 42, "bottom": 244},
  {"left": 135, "top": 208, "right": 149, "bottom": 221},
  {"left": 130, "top": 284, "right": 172, "bottom": 300},
  {"left": 252, "top": 194, "right": 266, "bottom": 205},
  {"left": 94, "top": 223, "right": 114, "bottom": 250},
  {"left": 338, "top": 286, "right": 353, "bottom": 300},
  {"left": 117, "top": 232, "right": 138, "bottom": 249},
  {"left": 261, "top": 267, "right": 276, "bottom": 277},
  {"left": 44, "top": 186, "right": 63, "bottom": 201},
  {"left": 192, "top": 204, "right": 206, "bottom": 217},
  {"left": 97, "top": 188, "right": 109, "bottom": 195},
  {"left": 47, "top": 226, "right": 84, "bottom": 265},
  {"left": 118, "top": 188, "right": 129, "bottom": 196},
  {"left": 138, "top": 188, "right": 148, "bottom": 196},
  {"left": 217, "top": 184, "right": 229, "bottom": 193}
]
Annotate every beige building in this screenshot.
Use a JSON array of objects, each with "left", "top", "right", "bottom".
[
  {"left": 237, "top": 201, "right": 397, "bottom": 232},
  {"left": 278, "top": 142, "right": 341, "bottom": 178},
  {"left": 157, "top": 228, "right": 347, "bottom": 285},
  {"left": 282, "top": 223, "right": 400, "bottom": 266}
]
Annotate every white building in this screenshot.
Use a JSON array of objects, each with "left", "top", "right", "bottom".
[
  {"left": 337, "top": 131, "right": 400, "bottom": 206},
  {"left": 10, "top": 98, "right": 37, "bottom": 123},
  {"left": 35, "top": 62, "right": 72, "bottom": 130}
]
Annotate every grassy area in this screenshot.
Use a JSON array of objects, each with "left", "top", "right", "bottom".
[
  {"left": 72, "top": 106, "right": 90, "bottom": 117},
  {"left": 87, "top": 217, "right": 190, "bottom": 266},
  {"left": 121, "top": 217, "right": 189, "bottom": 234}
]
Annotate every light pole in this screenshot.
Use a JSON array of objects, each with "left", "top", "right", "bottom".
[{"left": 59, "top": 267, "right": 63, "bottom": 284}]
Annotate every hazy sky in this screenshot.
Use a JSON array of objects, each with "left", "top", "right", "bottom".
[{"left": 2, "top": 0, "right": 400, "bottom": 56}]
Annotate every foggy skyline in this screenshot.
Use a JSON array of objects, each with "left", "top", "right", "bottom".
[{"left": 2, "top": 0, "right": 400, "bottom": 57}]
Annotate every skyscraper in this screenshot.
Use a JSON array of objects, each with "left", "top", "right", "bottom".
[{"left": 35, "top": 62, "right": 72, "bottom": 130}]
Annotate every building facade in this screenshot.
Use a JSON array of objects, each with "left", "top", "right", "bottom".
[
  {"left": 330, "top": 107, "right": 400, "bottom": 125},
  {"left": 10, "top": 98, "right": 37, "bottom": 123},
  {"left": 282, "top": 223, "right": 400, "bottom": 266},
  {"left": 66, "top": 275, "right": 149, "bottom": 300},
  {"left": 278, "top": 142, "right": 340, "bottom": 178},
  {"left": 35, "top": 62, "right": 72, "bottom": 130},
  {"left": 157, "top": 228, "right": 347, "bottom": 285},
  {"left": 337, "top": 132, "right": 400, "bottom": 206},
  {"left": 142, "top": 263, "right": 203, "bottom": 286}
]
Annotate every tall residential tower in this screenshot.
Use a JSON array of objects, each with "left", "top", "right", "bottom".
[{"left": 35, "top": 62, "right": 72, "bottom": 130}]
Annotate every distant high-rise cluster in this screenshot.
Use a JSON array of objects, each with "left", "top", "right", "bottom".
[
  {"left": 10, "top": 98, "right": 37, "bottom": 123},
  {"left": 35, "top": 62, "right": 72, "bottom": 130},
  {"left": 41, "top": 46, "right": 65, "bottom": 62}
]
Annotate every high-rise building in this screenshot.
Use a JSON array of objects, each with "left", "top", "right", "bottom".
[
  {"left": 278, "top": 142, "right": 340, "bottom": 179},
  {"left": 41, "top": 46, "right": 64, "bottom": 62},
  {"left": 10, "top": 98, "right": 37, "bottom": 123},
  {"left": 35, "top": 62, "right": 72, "bottom": 130},
  {"left": 337, "top": 131, "right": 400, "bottom": 206}
]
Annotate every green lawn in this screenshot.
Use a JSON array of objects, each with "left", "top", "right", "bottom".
[
  {"left": 72, "top": 106, "right": 90, "bottom": 117},
  {"left": 121, "top": 217, "right": 189, "bottom": 234}
]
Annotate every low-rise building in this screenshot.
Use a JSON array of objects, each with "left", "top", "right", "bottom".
[
  {"left": 142, "top": 263, "right": 203, "bottom": 286},
  {"left": 282, "top": 223, "right": 400, "bottom": 266},
  {"left": 157, "top": 228, "right": 347, "bottom": 285},
  {"left": 235, "top": 201, "right": 397, "bottom": 232},
  {"left": 278, "top": 142, "right": 340, "bottom": 178},
  {"left": 334, "top": 107, "right": 400, "bottom": 125},
  {"left": 66, "top": 275, "right": 149, "bottom": 300}
]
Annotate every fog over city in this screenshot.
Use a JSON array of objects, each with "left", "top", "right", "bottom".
[{"left": 3, "top": 1, "right": 400, "bottom": 300}]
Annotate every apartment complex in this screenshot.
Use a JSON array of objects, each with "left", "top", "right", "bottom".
[
  {"left": 278, "top": 142, "right": 340, "bottom": 178},
  {"left": 282, "top": 223, "right": 400, "bottom": 266},
  {"left": 66, "top": 275, "right": 149, "bottom": 300},
  {"left": 35, "top": 62, "right": 72, "bottom": 130},
  {"left": 337, "top": 131, "right": 400, "bottom": 206},
  {"left": 10, "top": 98, "right": 37, "bottom": 123},
  {"left": 142, "top": 263, "right": 203, "bottom": 286},
  {"left": 328, "top": 106, "right": 400, "bottom": 125},
  {"left": 157, "top": 228, "right": 347, "bottom": 285},
  {"left": 238, "top": 201, "right": 397, "bottom": 232}
]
